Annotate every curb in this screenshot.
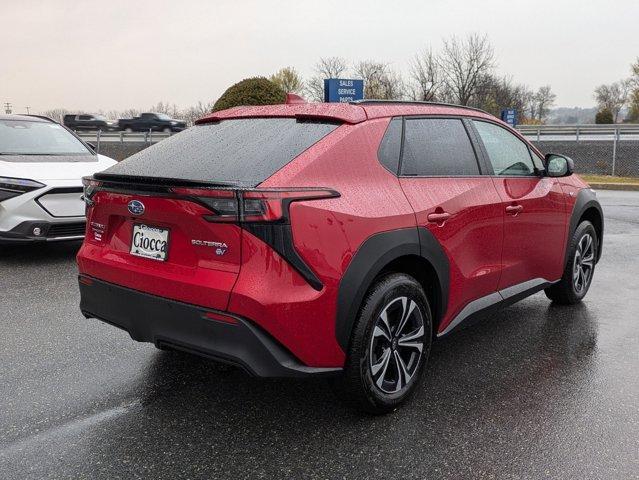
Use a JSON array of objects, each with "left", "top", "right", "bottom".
[{"left": 588, "top": 182, "right": 639, "bottom": 191}]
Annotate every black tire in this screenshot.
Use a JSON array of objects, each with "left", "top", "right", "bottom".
[
  {"left": 333, "top": 273, "right": 433, "bottom": 415},
  {"left": 545, "top": 220, "right": 598, "bottom": 305}
]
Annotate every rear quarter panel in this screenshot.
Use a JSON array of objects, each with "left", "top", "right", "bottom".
[{"left": 229, "top": 119, "right": 417, "bottom": 367}]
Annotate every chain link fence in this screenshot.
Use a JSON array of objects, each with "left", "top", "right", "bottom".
[{"left": 532, "top": 140, "right": 639, "bottom": 177}]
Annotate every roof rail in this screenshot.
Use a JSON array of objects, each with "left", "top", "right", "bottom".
[{"left": 350, "top": 99, "right": 490, "bottom": 115}]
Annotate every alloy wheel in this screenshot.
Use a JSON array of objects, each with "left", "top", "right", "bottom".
[
  {"left": 369, "top": 296, "right": 425, "bottom": 394},
  {"left": 573, "top": 233, "right": 595, "bottom": 294}
]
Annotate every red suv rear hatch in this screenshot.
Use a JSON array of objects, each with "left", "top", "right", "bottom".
[
  {"left": 79, "top": 182, "right": 242, "bottom": 310},
  {"left": 77, "top": 116, "right": 341, "bottom": 311}
]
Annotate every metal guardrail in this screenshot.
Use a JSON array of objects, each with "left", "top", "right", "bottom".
[
  {"left": 76, "top": 130, "right": 173, "bottom": 149},
  {"left": 77, "top": 125, "right": 639, "bottom": 143},
  {"left": 516, "top": 124, "right": 639, "bottom": 141}
]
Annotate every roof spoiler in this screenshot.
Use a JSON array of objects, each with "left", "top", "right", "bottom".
[{"left": 285, "top": 93, "right": 306, "bottom": 104}]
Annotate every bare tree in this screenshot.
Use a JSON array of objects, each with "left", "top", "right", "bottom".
[
  {"left": 627, "top": 58, "right": 639, "bottom": 122},
  {"left": 118, "top": 108, "right": 141, "bottom": 119},
  {"left": 380, "top": 68, "right": 406, "bottom": 100},
  {"left": 594, "top": 81, "right": 630, "bottom": 123},
  {"left": 437, "top": 33, "right": 496, "bottom": 106},
  {"left": 270, "top": 67, "right": 304, "bottom": 94},
  {"left": 630, "top": 57, "right": 639, "bottom": 87},
  {"left": 472, "top": 74, "right": 533, "bottom": 119},
  {"left": 408, "top": 49, "right": 441, "bottom": 101},
  {"left": 518, "top": 88, "right": 536, "bottom": 121},
  {"left": 305, "top": 57, "right": 349, "bottom": 101},
  {"left": 627, "top": 90, "right": 639, "bottom": 123},
  {"left": 40, "top": 108, "right": 73, "bottom": 123},
  {"left": 354, "top": 61, "right": 384, "bottom": 99},
  {"left": 149, "top": 101, "right": 181, "bottom": 118},
  {"left": 181, "top": 101, "right": 215, "bottom": 126},
  {"left": 354, "top": 61, "right": 405, "bottom": 100},
  {"left": 533, "top": 85, "right": 556, "bottom": 122},
  {"left": 316, "top": 57, "right": 349, "bottom": 78},
  {"left": 100, "top": 110, "right": 124, "bottom": 121}
]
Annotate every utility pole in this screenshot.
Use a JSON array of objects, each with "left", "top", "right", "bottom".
[
  {"left": 3, "top": 102, "right": 11, "bottom": 114},
  {"left": 25, "top": 106, "right": 30, "bottom": 114}
]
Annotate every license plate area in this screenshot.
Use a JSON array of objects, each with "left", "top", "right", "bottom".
[{"left": 130, "top": 224, "right": 170, "bottom": 261}]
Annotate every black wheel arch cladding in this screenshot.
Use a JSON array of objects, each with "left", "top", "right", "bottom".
[
  {"left": 335, "top": 227, "right": 449, "bottom": 352},
  {"left": 566, "top": 188, "right": 604, "bottom": 266}
]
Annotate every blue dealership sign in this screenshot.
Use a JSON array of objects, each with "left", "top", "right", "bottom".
[
  {"left": 324, "top": 79, "right": 364, "bottom": 103},
  {"left": 501, "top": 108, "right": 518, "bottom": 127}
]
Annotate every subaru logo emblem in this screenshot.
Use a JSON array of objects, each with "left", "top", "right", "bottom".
[{"left": 128, "top": 200, "right": 145, "bottom": 215}]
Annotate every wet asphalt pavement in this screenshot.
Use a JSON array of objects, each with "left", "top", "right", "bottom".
[{"left": 1, "top": 190, "right": 638, "bottom": 479}]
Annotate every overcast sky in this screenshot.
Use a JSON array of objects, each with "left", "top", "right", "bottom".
[{"left": 2, "top": 0, "right": 637, "bottom": 114}]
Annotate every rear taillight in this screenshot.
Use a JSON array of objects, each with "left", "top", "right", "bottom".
[
  {"left": 82, "top": 177, "right": 102, "bottom": 207},
  {"left": 241, "top": 189, "right": 339, "bottom": 223},
  {"left": 170, "top": 187, "right": 339, "bottom": 291},
  {"left": 170, "top": 187, "right": 339, "bottom": 224},
  {"left": 171, "top": 187, "right": 238, "bottom": 222}
]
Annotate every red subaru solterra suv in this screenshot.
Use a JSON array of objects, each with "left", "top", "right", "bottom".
[{"left": 78, "top": 99, "right": 603, "bottom": 413}]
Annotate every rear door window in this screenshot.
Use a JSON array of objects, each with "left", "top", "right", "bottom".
[
  {"left": 401, "top": 118, "right": 480, "bottom": 176},
  {"left": 472, "top": 120, "right": 537, "bottom": 176},
  {"left": 102, "top": 118, "right": 340, "bottom": 186}
]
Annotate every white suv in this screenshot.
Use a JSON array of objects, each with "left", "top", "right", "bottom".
[{"left": 0, "top": 115, "right": 116, "bottom": 244}]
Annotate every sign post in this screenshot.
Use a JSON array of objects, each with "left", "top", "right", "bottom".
[
  {"left": 324, "top": 79, "right": 364, "bottom": 103},
  {"left": 501, "top": 108, "right": 518, "bottom": 127}
]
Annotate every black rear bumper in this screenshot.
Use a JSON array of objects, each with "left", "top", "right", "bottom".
[{"left": 78, "top": 275, "right": 341, "bottom": 378}]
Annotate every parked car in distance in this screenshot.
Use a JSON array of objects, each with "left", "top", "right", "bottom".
[
  {"left": 0, "top": 114, "right": 116, "bottom": 244},
  {"left": 77, "top": 99, "right": 603, "bottom": 414},
  {"left": 117, "top": 113, "right": 186, "bottom": 133},
  {"left": 63, "top": 114, "right": 118, "bottom": 131}
]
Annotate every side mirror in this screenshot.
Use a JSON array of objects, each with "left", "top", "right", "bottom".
[{"left": 545, "top": 153, "right": 574, "bottom": 177}]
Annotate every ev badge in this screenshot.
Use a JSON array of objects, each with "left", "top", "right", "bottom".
[{"left": 191, "top": 239, "right": 228, "bottom": 256}]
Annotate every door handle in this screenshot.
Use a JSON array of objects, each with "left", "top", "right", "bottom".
[
  {"left": 427, "top": 212, "right": 451, "bottom": 224},
  {"left": 505, "top": 204, "right": 524, "bottom": 216}
]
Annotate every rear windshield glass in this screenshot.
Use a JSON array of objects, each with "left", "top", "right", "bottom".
[
  {"left": 0, "top": 120, "right": 91, "bottom": 156},
  {"left": 102, "top": 118, "right": 340, "bottom": 186}
]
